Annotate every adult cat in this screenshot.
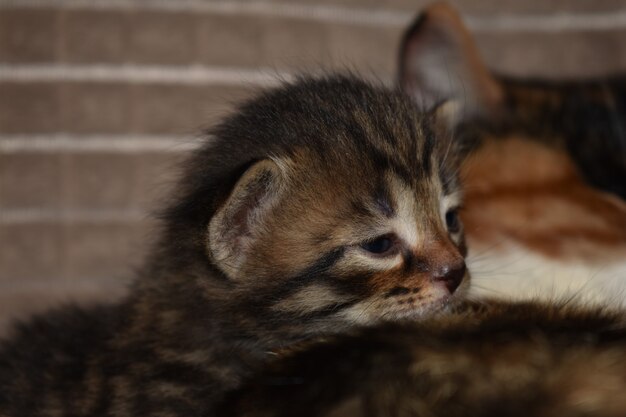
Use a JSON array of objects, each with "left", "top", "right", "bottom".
[{"left": 398, "top": 3, "right": 626, "bottom": 307}]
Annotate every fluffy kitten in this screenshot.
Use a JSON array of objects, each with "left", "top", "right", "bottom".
[
  {"left": 398, "top": 3, "right": 626, "bottom": 307},
  {"left": 0, "top": 76, "right": 468, "bottom": 416}
]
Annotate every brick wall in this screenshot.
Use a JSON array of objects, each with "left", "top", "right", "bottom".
[{"left": 1, "top": 0, "right": 626, "bottom": 331}]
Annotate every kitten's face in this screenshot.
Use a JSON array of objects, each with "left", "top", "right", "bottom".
[
  {"left": 205, "top": 77, "right": 468, "bottom": 340},
  {"left": 248, "top": 154, "right": 467, "bottom": 324}
]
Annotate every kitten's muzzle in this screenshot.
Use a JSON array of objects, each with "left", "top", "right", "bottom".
[
  {"left": 411, "top": 237, "right": 466, "bottom": 295},
  {"left": 432, "top": 262, "right": 466, "bottom": 294}
]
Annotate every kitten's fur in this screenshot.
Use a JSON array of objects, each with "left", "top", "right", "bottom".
[
  {"left": 0, "top": 76, "right": 468, "bottom": 416},
  {"left": 220, "top": 301, "right": 626, "bottom": 417},
  {"left": 398, "top": 3, "right": 626, "bottom": 307}
]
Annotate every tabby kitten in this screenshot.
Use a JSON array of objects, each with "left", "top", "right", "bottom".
[
  {"left": 0, "top": 76, "right": 468, "bottom": 416},
  {"left": 398, "top": 3, "right": 626, "bottom": 307}
]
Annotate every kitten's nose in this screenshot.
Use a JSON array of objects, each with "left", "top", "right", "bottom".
[{"left": 432, "top": 262, "right": 466, "bottom": 294}]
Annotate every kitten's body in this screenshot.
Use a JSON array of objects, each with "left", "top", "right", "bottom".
[
  {"left": 0, "top": 76, "right": 469, "bottom": 416},
  {"left": 399, "top": 3, "right": 626, "bottom": 307},
  {"left": 221, "top": 301, "right": 626, "bottom": 417}
]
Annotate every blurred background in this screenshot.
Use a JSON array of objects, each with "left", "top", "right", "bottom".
[{"left": 1, "top": 0, "right": 626, "bottom": 333}]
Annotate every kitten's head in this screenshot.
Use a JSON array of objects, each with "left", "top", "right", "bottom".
[{"left": 162, "top": 76, "right": 468, "bottom": 341}]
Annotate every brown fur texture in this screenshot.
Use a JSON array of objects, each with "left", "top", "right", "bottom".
[
  {"left": 220, "top": 301, "right": 626, "bottom": 417},
  {"left": 0, "top": 75, "right": 469, "bottom": 416}
]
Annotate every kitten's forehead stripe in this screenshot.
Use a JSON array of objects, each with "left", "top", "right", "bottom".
[
  {"left": 340, "top": 94, "right": 440, "bottom": 186},
  {"left": 351, "top": 200, "right": 374, "bottom": 219},
  {"left": 440, "top": 164, "right": 451, "bottom": 196},
  {"left": 366, "top": 143, "right": 414, "bottom": 184},
  {"left": 420, "top": 120, "right": 435, "bottom": 177},
  {"left": 375, "top": 195, "right": 395, "bottom": 218}
]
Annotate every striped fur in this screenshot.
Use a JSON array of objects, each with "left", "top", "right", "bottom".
[{"left": 220, "top": 301, "right": 626, "bottom": 417}]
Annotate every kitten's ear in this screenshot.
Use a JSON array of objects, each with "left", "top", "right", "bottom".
[
  {"left": 208, "top": 159, "right": 287, "bottom": 279},
  {"left": 398, "top": 3, "right": 503, "bottom": 118}
]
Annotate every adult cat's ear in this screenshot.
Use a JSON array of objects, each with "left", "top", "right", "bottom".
[
  {"left": 208, "top": 158, "right": 287, "bottom": 279},
  {"left": 429, "top": 99, "right": 468, "bottom": 156},
  {"left": 398, "top": 2, "right": 503, "bottom": 119},
  {"left": 430, "top": 99, "right": 464, "bottom": 131}
]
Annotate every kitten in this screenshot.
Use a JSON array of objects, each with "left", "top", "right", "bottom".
[
  {"left": 0, "top": 76, "right": 468, "bottom": 416},
  {"left": 219, "top": 301, "right": 626, "bottom": 417},
  {"left": 398, "top": 3, "right": 626, "bottom": 307}
]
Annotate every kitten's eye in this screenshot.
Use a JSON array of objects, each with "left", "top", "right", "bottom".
[
  {"left": 445, "top": 209, "right": 461, "bottom": 233},
  {"left": 360, "top": 234, "right": 397, "bottom": 255}
]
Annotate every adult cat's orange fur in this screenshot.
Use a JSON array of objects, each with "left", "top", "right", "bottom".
[{"left": 399, "top": 3, "right": 626, "bottom": 307}]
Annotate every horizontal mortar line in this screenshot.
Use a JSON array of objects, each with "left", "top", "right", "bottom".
[
  {"left": 0, "top": 63, "right": 294, "bottom": 86},
  {"left": 0, "top": 279, "right": 132, "bottom": 293},
  {"left": 0, "top": 208, "right": 152, "bottom": 224},
  {"left": 0, "top": 134, "right": 204, "bottom": 153},
  {"left": 0, "top": 0, "right": 411, "bottom": 27},
  {"left": 1, "top": 0, "right": 626, "bottom": 31},
  {"left": 468, "top": 12, "right": 626, "bottom": 32}
]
